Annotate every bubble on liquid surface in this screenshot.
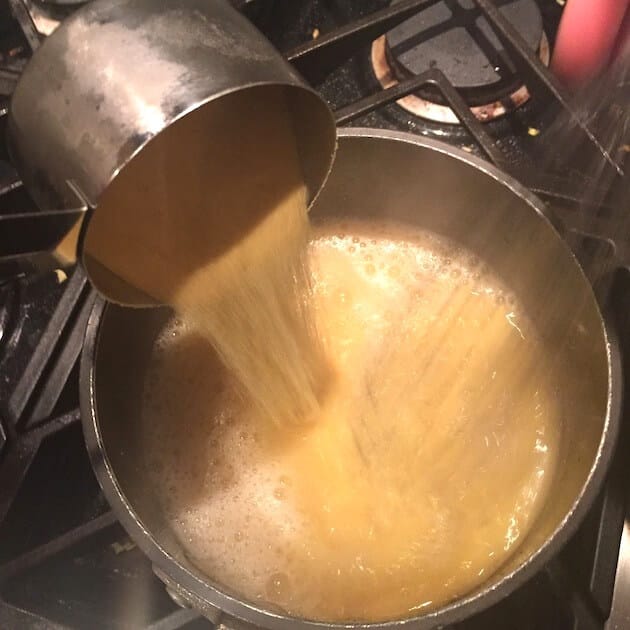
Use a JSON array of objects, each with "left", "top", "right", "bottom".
[{"left": 266, "top": 572, "right": 291, "bottom": 599}]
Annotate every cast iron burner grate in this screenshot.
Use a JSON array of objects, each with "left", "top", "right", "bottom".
[
  {"left": 0, "top": 1, "right": 628, "bottom": 628},
  {"left": 385, "top": 0, "right": 543, "bottom": 91},
  {"left": 370, "top": 0, "right": 549, "bottom": 123}
]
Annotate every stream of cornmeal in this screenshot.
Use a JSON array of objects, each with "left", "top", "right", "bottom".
[
  {"left": 84, "top": 88, "right": 328, "bottom": 427},
  {"left": 142, "top": 221, "right": 561, "bottom": 622}
]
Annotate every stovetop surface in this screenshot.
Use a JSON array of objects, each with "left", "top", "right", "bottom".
[{"left": 0, "top": 1, "right": 629, "bottom": 629}]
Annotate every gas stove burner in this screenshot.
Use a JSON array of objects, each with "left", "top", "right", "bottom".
[{"left": 371, "top": 0, "right": 550, "bottom": 124}]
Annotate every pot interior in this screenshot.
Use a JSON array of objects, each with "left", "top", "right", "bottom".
[{"left": 86, "top": 133, "right": 611, "bottom": 627}]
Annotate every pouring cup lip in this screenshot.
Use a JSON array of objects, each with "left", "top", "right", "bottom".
[{"left": 83, "top": 80, "right": 337, "bottom": 213}]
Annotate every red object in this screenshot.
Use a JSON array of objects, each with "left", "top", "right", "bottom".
[{"left": 552, "top": 0, "right": 630, "bottom": 88}]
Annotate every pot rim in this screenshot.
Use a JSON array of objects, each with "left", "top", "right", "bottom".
[{"left": 80, "top": 128, "right": 621, "bottom": 629}]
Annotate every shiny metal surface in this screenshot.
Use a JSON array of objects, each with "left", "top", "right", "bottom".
[
  {"left": 606, "top": 514, "right": 630, "bottom": 628},
  {"left": 81, "top": 130, "right": 620, "bottom": 629},
  {"left": 22, "top": 0, "right": 65, "bottom": 36},
  {"left": 7, "top": 0, "right": 335, "bottom": 304}
]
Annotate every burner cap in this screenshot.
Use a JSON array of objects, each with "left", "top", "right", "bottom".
[
  {"left": 371, "top": 0, "right": 548, "bottom": 123},
  {"left": 386, "top": 0, "right": 542, "bottom": 92}
]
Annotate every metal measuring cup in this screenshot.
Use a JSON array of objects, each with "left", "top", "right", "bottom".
[{"left": 7, "top": 0, "right": 336, "bottom": 304}]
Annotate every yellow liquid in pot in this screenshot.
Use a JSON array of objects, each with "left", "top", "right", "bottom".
[{"left": 142, "top": 222, "right": 561, "bottom": 622}]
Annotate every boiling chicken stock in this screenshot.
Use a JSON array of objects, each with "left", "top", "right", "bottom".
[{"left": 142, "top": 223, "right": 561, "bottom": 622}]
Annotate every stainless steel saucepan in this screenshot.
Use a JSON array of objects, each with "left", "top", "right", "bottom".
[{"left": 81, "top": 129, "right": 621, "bottom": 629}]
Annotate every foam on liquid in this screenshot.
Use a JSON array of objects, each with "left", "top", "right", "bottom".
[{"left": 142, "top": 221, "right": 561, "bottom": 622}]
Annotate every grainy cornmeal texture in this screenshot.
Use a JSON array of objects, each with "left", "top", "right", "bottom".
[{"left": 141, "top": 220, "right": 562, "bottom": 622}]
